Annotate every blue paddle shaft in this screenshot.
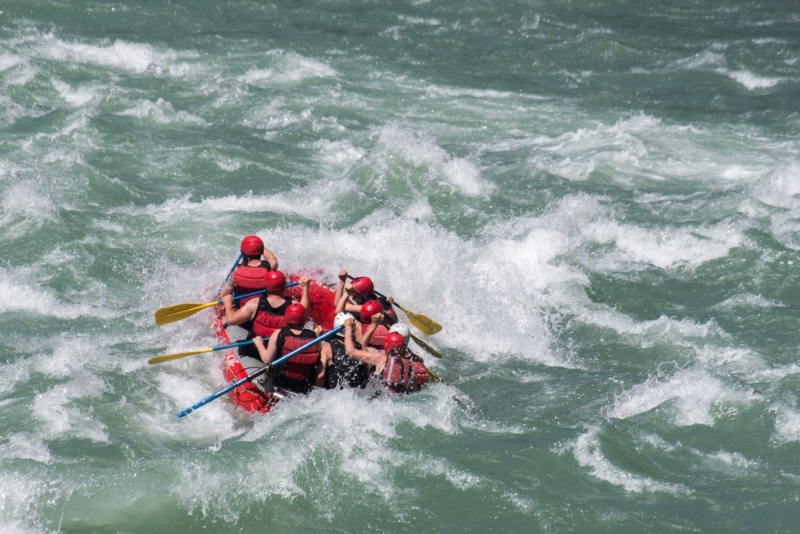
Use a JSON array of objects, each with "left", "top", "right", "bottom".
[
  {"left": 217, "top": 281, "right": 299, "bottom": 305},
  {"left": 212, "top": 339, "right": 261, "bottom": 352},
  {"left": 176, "top": 326, "right": 343, "bottom": 418},
  {"left": 215, "top": 253, "right": 243, "bottom": 298}
]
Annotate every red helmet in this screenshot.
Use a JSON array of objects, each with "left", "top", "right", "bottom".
[
  {"left": 360, "top": 300, "right": 383, "bottom": 323},
  {"left": 240, "top": 235, "right": 264, "bottom": 256},
  {"left": 284, "top": 303, "right": 307, "bottom": 327},
  {"left": 351, "top": 276, "right": 374, "bottom": 297},
  {"left": 264, "top": 270, "right": 286, "bottom": 292},
  {"left": 382, "top": 332, "right": 407, "bottom": 356}
]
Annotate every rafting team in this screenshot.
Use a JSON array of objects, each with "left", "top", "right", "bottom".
[{"left": 216, "top": 235, "right": 429, "bottom": 398}]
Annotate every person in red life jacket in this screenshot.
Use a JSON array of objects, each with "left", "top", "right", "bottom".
[
  {"left": 320, "top": 311, "right": 382, "bottom": 390},
  {"left": 333, "top": 270, "right": 398, "bottom": 322},
  {"left": 218, "top": 235, "right": 279, "bottom": 304},
  {"left": 334, "top": 286, "right": 390, "bottom": 349},
  {"left": 222, "top": 271, "right": 310, "bottom": 358},
  {"left": 342, "top": 318, "right": 427, "bottom": 395},
  {"left": 387, "top": 322, "right": 429, "bottom": 388},
  {"left": 252, "top": 303, "right": 323, "bottom": 395}
]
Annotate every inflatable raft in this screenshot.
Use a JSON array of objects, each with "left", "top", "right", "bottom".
[{"left": 215, "top": 272, "right": 338, "bottom": 414}]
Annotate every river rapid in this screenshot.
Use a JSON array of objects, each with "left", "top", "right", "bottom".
[{"left": 1, "top": 0, "right": 799, "bottom": 532}]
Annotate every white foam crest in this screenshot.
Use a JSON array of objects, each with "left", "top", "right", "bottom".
[
  {"left": 671, "top": 50, "right": 724, "bottom": 70},
  {"left": 238, "top": 51, "right": 335, "bottom": 86},
  {"left": 751, "top": 164, "right": 800, "bottom": 249},
  {"left": 711, "top": 292, "right": 782, "bottom": 310},
  {"left": 0, "top": 269, "right": 112, "bottom": 320},
  {"left": 135, "top": 188, "right": 339, "bottom": 224},
  {"left": 246, "top": 97, "right": 301, "bottom": 131},
  {"left": 260, "top": 220, "right": 562, "bottom": 366},
  {"left": 174, "top": 385, "right": 471, "bottom": 517},
  {"left": 51, "top": 79, "right": 97, "bottom": 107},
  {"left": 0, "top": 181, "right": 58, "bottom": 239},
  {"left": 747, "top": 363, "right": 800, "bottom": 382},
  {"left": 372, "top": 122, "right": 492, "bottom": 197},
  {"left": 719, "top": 69, "right": 782, "bottom": 90},
  {"left": 770, "top": 402, "right": 800, "bottom": 444},
  {"left": 704, "top": 450, "right": 759, "bottom": 472},
  {"left": 0, "top": 433, "right": 52, "bottom": 464},
  {"left": 527, "top": 114, "right": 656, "bottom": 182},
  {"left": 541, "top": 194, "right": 741, "bottom": 270},
  {"left": 117, "top": 98, "right": 206, "bottom": 125},
  {"left": 312, "top": 139, "right": 366, "bottom": 177},
  {"left": 397, "top": 15, "right": 441, "bottom": 25},
  {"left": 0, "top": 52, "right": 24, "bottom": 73},
  {"left": 37, "top": 36, "right": 194, "bottom": 75},
  {"left": 585, "top": 310, "right": 725, "bottom": 343},
  {"left": 693, "top": 346, "right": 764, "bottom": 375},
  {"left": 422, "top": 83, "right": 546, "bottom": 100},
  {"left": 570, "top": 426, "right": 688, "bottom": 494},
  {"left": 153, "top": 371, "right": 246, "bottom": 443},
  {"left": 0, "top": 472, "right": 53, "bottom": 534},
  {"left": 32, "top": 373, "right": 109, "bottom": 442},
  {"left": 610, "top": 367, "right": 759, "bottom": 426},
  {"left": 752, "top": 163, "right": 800, "bottom": 210},
  {"left": 16, "top": 333, "right": 146, "bottom": 443},
  {"left": 599, "top": 222, "right": 742, "bottom": 270},
  {"left": 637, "top": 432, "right": 676, "bottom": 452}
]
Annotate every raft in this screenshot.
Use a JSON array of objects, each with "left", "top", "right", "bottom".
[{"left": 215, "top": 271, "right": 338, "bottom": 414}]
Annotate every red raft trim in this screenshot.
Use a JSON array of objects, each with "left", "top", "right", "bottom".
[{"left": 215, "top": 273, "right": 338, "bottom": 414}]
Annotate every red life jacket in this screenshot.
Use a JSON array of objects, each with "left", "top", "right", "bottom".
[
  {"left": 251, "top": 296, "right": 290, "bottom": 338},
  {"left": 377, "top": 350, "right": 428, "bottom": 394},
  {"left": 233, "top": 260, "right": 272, "bottom": 305},
  {"left": 361, "top": 323, "right": 390, "bottom": 349},
  {"left": 275, "top": 327, "right": 319, "bottom": 383}
]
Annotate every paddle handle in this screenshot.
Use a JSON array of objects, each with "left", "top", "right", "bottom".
[
  {"left": 219, "top": 281, "right": 299, "bottom": 305},
  {"left": 177, "top": 326, "right": 343, "bottom": 418}
]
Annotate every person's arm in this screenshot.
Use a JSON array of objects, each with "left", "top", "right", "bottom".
[
  {"left": 334, "top": 270, "right": 349, "bottom": 308},
  {"left": 252, "top": 335, "right": 266, "bottom": 363},
  {"left": 222, "top": 294, "right": 259, "bottom": 326},
  {"left": 313, "top": 352, "right": 325, "bottom": 388},
  {"left": 298, "top": 276, "right": 310, "bottom": 311},
  {"left": 262, "top": 246, "right": 278, "bottom": 270},
  {"left": 334, "top": 287, "right": 351, "bottom": 315},
  {"left": 320, "top": 343, "right": 332, "bottom": 367},
  {"left": 343, "top": 319, "right": 385, "bottom": 367},
  {"left": 218, "top": 278, "right": 235, "bottom": 299},
  {"left": 334, "top": 284, "right": 362, "bottom": 315},
  {"left": 382, "top": 296, "right": 398, "bottom": 319},
  {"left": 253, "top": 334, "right": 279, "bottom": 364},
  {"left": 360, "top": 312, "right": 384, "bottom": 347}
]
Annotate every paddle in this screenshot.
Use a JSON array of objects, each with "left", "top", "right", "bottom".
[
  {"left": 214, "top": 253, "right": 243, "bottom": 299},
  {"left": 408, "top": 333, "right": 443, "bottom": 360},
  {"left": 154, "top": 282, "right": 299, "bottom": 326},
  {"left": 177, "top": 326, "right": 343, "bottom": 418},
  {"left": 347, "top": 275, "right": 442, "bottom": 335},
  {"left": 351, "top": 287, "right": 443, "bottom": 359},
  {"left": 148, "top": 339, "right": 262, "bottom": 365}
]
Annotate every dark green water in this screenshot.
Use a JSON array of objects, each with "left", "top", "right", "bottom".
[{"left": 1, "top": 0, "right": 799, "bottom": 532}]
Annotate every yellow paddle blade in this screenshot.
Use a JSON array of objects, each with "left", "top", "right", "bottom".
[
  {"left": 397, "top": 305, "right": 442, "bottom": 335},
  {"left": 148, "top": 347, "right": 213, "bottom": 365},
  {"left": 154, "top": 301, "right": 219, "bottom": 325},
  {"left": 410, "top": 333, "right": 442, "bottom": 359}
]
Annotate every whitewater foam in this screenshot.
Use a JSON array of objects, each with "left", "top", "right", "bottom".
[{"left": 571, "top": 427, "right": 688, "bottom": 494}]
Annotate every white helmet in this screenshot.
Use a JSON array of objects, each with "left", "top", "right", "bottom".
[
  {"left": 333, "top": 312, "right": 355, "bottom": 336},
  {"left": 389, "top": 322, "right": 410, "bottom": 339}
]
